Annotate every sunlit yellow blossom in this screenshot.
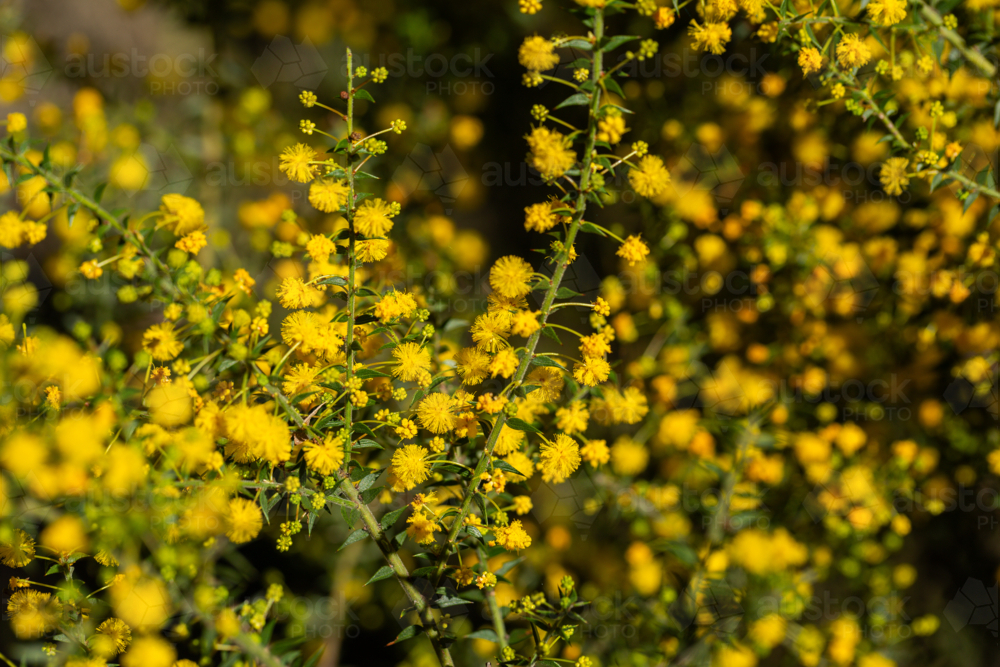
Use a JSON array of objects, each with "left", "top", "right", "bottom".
[
  {"left": 226, "top": 498, "right": 263, "bottom": 544},
  {"left": 527, "top": 126, "right": 577, "bottom": 179},
  {"left": 392, "top": 342, "right": 432, "bottom": 382},
  {"left": 354, "top": 197, "right": 396, "bottom": 238},
  {"left": 836, "top": 33, "right": 871, "bottom": 69},
  {"left": 392, "top": 444, "right": 431, "bottom": 490},
  {"left": 867, "top": 0, "right": 907, "bottom": 26},
  {"left": 304, "top": 435, "right": 346, "bottom": 475},
  {"left": 143, "top": 322, "right": 183, "bottom": 361},
  {"left": 880, "top": 157, "right": 910, "bottom": 195},
  {"left": 628, "top": 155, "right": 670, "bottom": 198},
  {"left": 798, "top": 47, "right": 823, "bottom": 75},
  {"left": 519, "top": 36, "right": 560, "bottom": 72},
  {"left": 490, "top": 255, "right": 534, "bottom": 299},
  {"left": 688, "top": 21, "right": 732, "bottom": 55},
  {"left": 539, "top": 434, "right": 581, "bottom": 483},
  {"left": 417, "top": 393, "right": 457, "bottom": 433},
  {"left": 279, "top": 143, "right": 319, "bottom": 183},
  {"left": 309, "top": 178, "right": 350, "bottom": 213}
]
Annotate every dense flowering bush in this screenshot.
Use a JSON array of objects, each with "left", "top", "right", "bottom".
[{"left": 0, "top": 0, "right": 999, "bottom": 666}]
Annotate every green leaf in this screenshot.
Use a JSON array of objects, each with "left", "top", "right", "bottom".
[
  {"left": 493, "top": 460, "right": 528, "bottom": 477},
  {"left": 355, "top": 368, "right": 391, "bottom": 379},
  {"left": 604, "top": 76, "right": 625, "bottom": 98},
  {"left": 495, "top": 556, "right": 524, "bottom": 577},
  {"left": 555, "top": 93, "right": 590, "bottom": 109},
  {"left": 340, "top": 528, "right": 368, "bottom": 551},
  {"left": 380, "top": 505, "right": 409, "bottom": 530},
  {"left": 555, "top": 286, "right": 582, "bottom": 298},
  {"left": 963, "top": 190, "right": 979, "bottom": 214},
  {"left": 388, "top": 624, "right": 423, "bottom": 645},
  {"left": 531, "top": 355, "right": 566, "bottom": 371},
  {"left": 434, "top": 594, "right": 472, "bottom": 608},
  {"left": 540, "top": 325, "right": 562, "bottom": 345},
  {"left": 505, "top": 417, "right": 540, "bottom": 434},
  {"left": 353, "top": 438, "right": 383, "bottom": 450},
  {"left": 601, "top": 35, "right": 639, "bottom": 52},
  {"left": 317, "top": 275, "right": 348, "bottom": 287},
  {"left": 465, "top": 628, "right": 500, "bottom": 642},
  {"left": 579, "top": 221, "right": 606, "bottom": 236},
  {"left": 354, "top": 88, "right": 375, "bottom": 103},
  {"left": 561, "top": 39, "right": 593, "bottom": 50},
  {"left": 366, "top": 565, "right": 395, "bottom": 586}
]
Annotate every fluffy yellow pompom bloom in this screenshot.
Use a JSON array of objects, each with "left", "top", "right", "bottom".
[
  {"left": 94, "top": 617, "right": 132, "bottom": 657},
  {"left": 457, "top": 346, "right": 491, "bottom": 384},
  {"left": 880, "top": 157, "right": 910, "bottom": 196},
  {"left": 867, "top": 0, "right": 906, "bottom": 26},
  {"left": 226, "top": 497, "right": 264, "bottom": 544},
  {"left": 836, "top": 33, "right": 871, "bottom": 69},
  {"left": 628, "top": 155, "right": 670, "bottom": 198},
  {"left": 518, "top": 35, "right": 560, "bottom": 72},
  {"left": 356, "top": 238, "right": 389, "bottom": 262},
  {"left": 392, "top": 342, "right": 431, "bottom": 382},
  {"left": 143, "top": 322, "right": 183, "bottom": 361},
  {"left": 581, "top": 439, "right": 610, "bottom": 466},
  {"left": 798, "top": 47, "right": 823, "bottom": 75},
  {"left": 616, "top": 235, "right": 650, "bottom": 265},
  {"left": 0, "top": 528, "right": 36, "bottom": 567},
  {"left": 304, "top": 435, "right": 346, "bottom": 475},
  {"left": 223, "top": 403, "right": 292, "bottom": 465},
  {"left": 279, "top": 143, "right": 319, "bottom": 183},
  {"left": 527, "top": 126, "right": 577, "bottom": 179},
  {"left": 417, "top": 392, "right": 457, "bottom": 433},
  {"left": 159, "top": 194, "right": 205, "bottom": 235},
  {"left": 306, "top": 234, "right": 335, "bottom": 261},
  {"left": 524, "top": 201, "right": 559, "bottom": 232},
  {"left": 175, "top": 230, "right": 207, "bottom": 254},
  {"left": 490, "top": 255, "right": 534, "bottom": 299},
  {"left": 539, "top": 433, "right": 581, "bottom": 483},
  {"left": 277, "top": 277, "right": 323, "bottom": 309},
  {"left": 489, "top": 347, "right": 519, "bottom": 378},
  {"left": 375, "top": 289, "right": 418, "bottom": 322},
  {"left": 309, "top": 178, "right": 350, "bottom": 212},
  {"left": 471, "top": 311, "right": 512, "bottom": 352},
  {"left": 573, "top": 355, "right": 610, "bottom": 386},
  {"left": 354, "top": 197, "right": 396, "bottom": 237},
  {"left": 511, "top": 310, "right": 541, "bottom": 337},
  {"left": 688, "top": 21, "right": 732, "bottom": 55},
  {"left": 0, "top": 211, "right": 24, "bottom": 248},
  {"left": 494, "top": 519, "right": 532, "bottom": 551},
  {"left": 7, "top": 589, "right": 57, "bottom": 638},
  {"left": 391, "top": 444, "right": 431, "bottom": 490}
]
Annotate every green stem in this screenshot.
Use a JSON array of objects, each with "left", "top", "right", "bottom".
[
  {"left": 339, "top": 479, "right": 455, "bottom": 666},
  {"left": 0, "top": 142, "right": 180, "bottom": 297},
  {"left": 343, "top": 49, "right": 358, "bottom": 464},
  {"left": 479, "top": 546, "right": 508, "bottom": 651},
  {"left": 430, "top": 6, "right": 607, "bottom": 592},
  {"left": 917, "top": 0, "right": 996, "bottom": 77}
]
